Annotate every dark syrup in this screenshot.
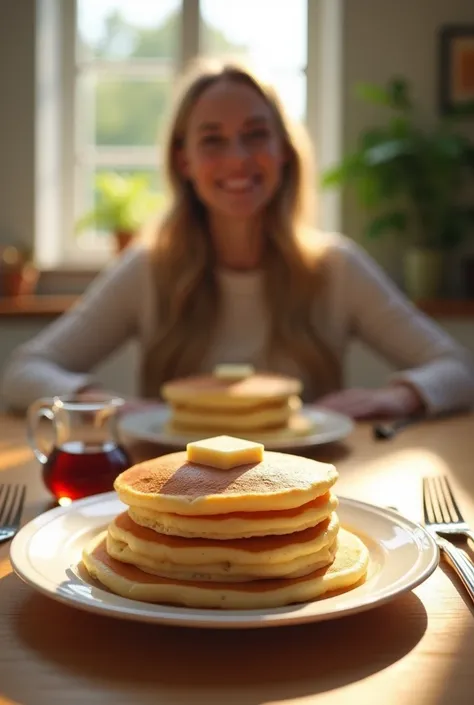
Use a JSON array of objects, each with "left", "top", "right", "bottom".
[{"left": 43, "top": 440, "right": 131, "bottom": 500}]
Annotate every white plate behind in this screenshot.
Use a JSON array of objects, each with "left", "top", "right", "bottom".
[{"left": 118, "top": 405, "right": 354, "bottom": 450}]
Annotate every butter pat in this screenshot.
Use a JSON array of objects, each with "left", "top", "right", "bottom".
[
  {"left": 213, "top": 363, "right": 255, "bottom": 380},
  {"left": 187, "top": 435, "right": 264, "bottom": 470}
]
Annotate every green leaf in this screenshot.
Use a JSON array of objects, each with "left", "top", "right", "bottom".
[
  {"left": 387, "top": 78, "right": 412, "bottom": 111},
  {"left": 355, "top": 82, "right": 394, "bottom": 107},
  {"left": 75, "top": 171, "right": 164, "bottom": 234},
  {"left": 359, "top": 128, "right": 389, "bottom": 150},
  {"left": 433, "top": 133, "right": 468, "bottom": 160},
  {"left": 355, "top": 78, "right": 411, "bottom": 111},
  {"left": 320, "top": 152, "right": 364, "bottom": 187},
  {"left": 433, "top": 207, "right": 474, "bottom": 249},
  {"left": 365, "top": 211, "right": 408, "bottom": 239},
  {"left": 321, "top": 75, "right": 474, "bottom": 248},
  {"left": 320, "top": 165, "right": 346, "bottom": 188},
  {"left": 364, "top": 139, "right": 411, "bottom": 166},
  {"left": 388, "top": 116, "right": 412, "bottom": 138}
]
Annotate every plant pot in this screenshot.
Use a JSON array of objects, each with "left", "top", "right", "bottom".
[
  {"left": 0, "top": 263, "right": 39, "bottom": 297},
  {"left": 114, "top": 230, "right": 135, "bottom": 253},
  {"left": 403, "top": 248, "right": 444, "bottom": 300}
]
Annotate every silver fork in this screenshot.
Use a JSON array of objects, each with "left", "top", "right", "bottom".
[
  {"left": 423, "top": 476, "right": 474, "bottom": 543},
  {"left": 0, "top": 484, "right": 27, "bottom": 544},
  {"left": 423, "top": 476, "right": 474, "bottom": 603}
]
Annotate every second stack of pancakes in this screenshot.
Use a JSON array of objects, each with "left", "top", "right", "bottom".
[
  {"left": 161, "top": 366, "right": 308, "bottom": 439},
  {"left": 108, "top": 447, "right": 341, "bottom": 584}
]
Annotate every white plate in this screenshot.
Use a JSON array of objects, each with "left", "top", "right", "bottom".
[
  {"left": 118, "top": 405, "right": 354, "bottom": 450},
  {"left": 10, "top": 494, "right": 438, "bottom": 630}
]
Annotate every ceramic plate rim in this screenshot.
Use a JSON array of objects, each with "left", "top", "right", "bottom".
[
  {"left": 118, "top": 404, "right": 354, "bottom": 450},
  {"left": 10, "top": 494, "right": 439, "bottom": 629}
]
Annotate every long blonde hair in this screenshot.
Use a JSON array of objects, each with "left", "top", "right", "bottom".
[{"left": 141, "top": 58, "right": 340, "bottom": 398}]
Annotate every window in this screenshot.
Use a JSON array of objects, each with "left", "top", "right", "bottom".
[
  {"left": 200, "top": 0, "right": 307, "bottom": 121},
  {"left": 36, "top": 0, "right": 341, "bottom": 268}
]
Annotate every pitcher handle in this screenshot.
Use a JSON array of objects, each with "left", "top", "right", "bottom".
[{"left": 26, "top": 398, "right": 59, "bottom": 464}]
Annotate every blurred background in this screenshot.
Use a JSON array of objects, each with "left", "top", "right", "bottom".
[{"left": 0, "top": 0, "right": 473, "bottom": 403}]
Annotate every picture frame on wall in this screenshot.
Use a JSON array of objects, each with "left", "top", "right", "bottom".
[{"left": 438, "top": 25, "right": 474, "bottom": 116}]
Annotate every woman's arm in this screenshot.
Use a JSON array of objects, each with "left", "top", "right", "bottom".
[
  {"left": 337, "top": 239, "right": 474, "bottom": 415},
  {"left": 1, "top": 246, "right": 148, "bottom": 411}
]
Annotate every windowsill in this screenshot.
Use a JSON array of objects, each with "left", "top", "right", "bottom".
[
  {"left": 40, "top": 266, "right": 102, "bottom": 276},
  {"left": 0, "top": 295, "right": 474, "bottom": 319},
  {"left": 415, "top": 299, "right": 474, "bottom": 318},
  {"left": 0, "top": 295, "right": 78, "bottom": 317}
]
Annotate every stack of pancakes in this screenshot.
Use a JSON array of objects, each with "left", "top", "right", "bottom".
[
  {"left": 83, "top": 447, "right": 369, "bottom": 609},
  {"left": 161, "top": 368, "right": 312, "bottom": 439}
]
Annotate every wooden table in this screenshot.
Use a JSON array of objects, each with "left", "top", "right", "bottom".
[{"left": 0, "top": 412, "right": 473, "bottom": 705}]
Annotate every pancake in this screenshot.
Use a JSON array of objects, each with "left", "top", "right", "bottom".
[
  {"left": 162, "top": 371, "right": 307, "bottom": 438},
  {"left": 106, "top": 533, "right": 338, "bottom": 581},
  {"left": 82, "top": 527, "right": 369, "bottom": 609},
  {"left": 108, "top": 511, "right": 341, "bottom": 566},
  {"left": 114, "top": 451, "right": 338, "bottom": 516},
  {"left": 171, "top": 396, "right": 301, "bottom": 416},
  {"left": 173, "top": 395, "right": 301, "bottom": 417},
  {"left": 169, "top": 398, "right": 293, "bottom": 432},
  {"left": 166, "top": 411, "right": 317, "bottom": 441},
  {"left": 161, "top": 372, "right": 302, "bottom": 410},
  {"left": 127, "top": 492, "right": 338, "bottom": 539}
]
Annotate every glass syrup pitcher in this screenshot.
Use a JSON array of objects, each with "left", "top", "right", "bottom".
[{"left": 27, "top": 393, "right": 132, "bottom": 503}]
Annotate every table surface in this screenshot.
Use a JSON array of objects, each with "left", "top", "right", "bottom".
[{"left": 0, "top": 412, "right": 473, "bottom": 705}]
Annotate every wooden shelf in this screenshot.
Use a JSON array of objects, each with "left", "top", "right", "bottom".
[
  {"left": 0, "top": 295, "right": 473, "bottom": 319},
  {"left": 415, "top": 299, "right": 474, "bottom": 318},
  {"left": 0, "top": 295, "right": 78, "bottom": 317}
]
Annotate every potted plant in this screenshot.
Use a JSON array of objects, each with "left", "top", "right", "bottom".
[
  {"left": 0, "top": 245, "right": 39, "bottom": 297},
  {"left": 322, "top": 78, "right": 474, "bottom": 299},
  {"left": 75, "top": 172, "right": 165, "bottom": 253}
]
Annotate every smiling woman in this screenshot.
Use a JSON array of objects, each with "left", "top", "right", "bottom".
[
  {"left": 2, "top": 57, "right": 474, "bottom": 418},
  {"left": 177, "top": 79, "right": 292, "bottom": 266},
  {"left": 142, "top": 59, "right": 334, "bottom": 399}
]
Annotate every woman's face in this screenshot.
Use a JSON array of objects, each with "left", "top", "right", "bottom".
[{"left": 180, "top": 79, "right": 287, "bottom": 222}]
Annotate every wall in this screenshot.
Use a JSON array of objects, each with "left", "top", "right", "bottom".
[
  {"left": 342, "top": 0, "right": 474, "bottom": 288},
  {"left": 0, "top": 1, "right": 36, "bottom": 254}
]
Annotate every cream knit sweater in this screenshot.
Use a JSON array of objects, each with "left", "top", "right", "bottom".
[{"left": 2, "top": 233, "right": 474, "bottom": 412}]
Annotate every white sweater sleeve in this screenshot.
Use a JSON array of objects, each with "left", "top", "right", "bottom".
[
  {"left": 342, "top": 240, "right": 474, "bottom": 413},
  {"left": 1, "top": 246, "right": 147, "bottom": 411}
]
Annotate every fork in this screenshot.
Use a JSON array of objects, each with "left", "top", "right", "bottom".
[
  {"left": 423, "top": 476, "right": 474, "bottom": 544},
  {"left": 423, "top": 477, "right": 474, "bottom": 602},
  {"left": 373, "top": 414, "right": 424, "bottom": 440},
  {"left": 0, "top": 484, "right": 27, "bottom": 544}
]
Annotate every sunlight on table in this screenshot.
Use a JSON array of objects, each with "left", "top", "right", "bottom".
[
  {"left": 0, "top": 447, "right": 35, "bottom": 472},
  {"left": 337, "top": 447, "right": 451, "bottom": 523}
]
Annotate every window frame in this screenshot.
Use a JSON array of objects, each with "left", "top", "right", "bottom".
[{"left": 36, "top": 0, "right": 341, "bottom": 269}]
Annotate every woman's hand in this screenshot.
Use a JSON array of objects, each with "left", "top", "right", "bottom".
[{"left": 316, "top": 384, "right": 425, "bottom": 420}]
